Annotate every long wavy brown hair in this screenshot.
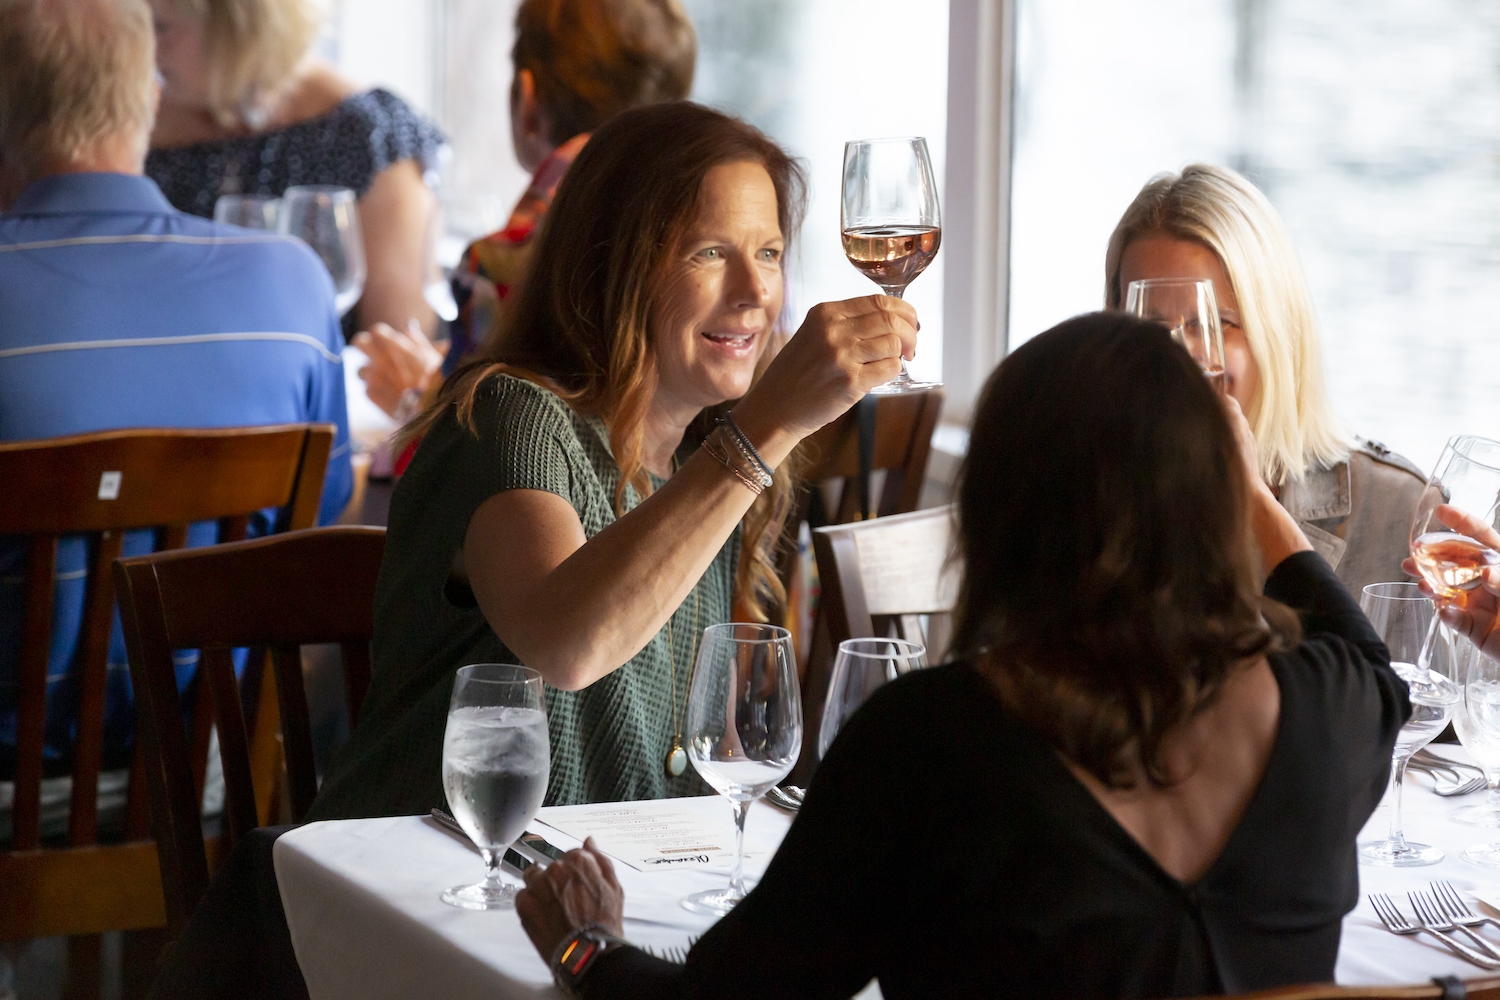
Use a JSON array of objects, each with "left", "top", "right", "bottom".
[
  {"left": 951, "top": 312, "right": 1300, "bottom": 789},
  {"left": 403, "top": 101, "right": 807, "bottom": 621}
]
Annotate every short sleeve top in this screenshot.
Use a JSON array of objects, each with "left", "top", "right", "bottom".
[
  {"left": 307, "top": 374, "right": 734, "bottom": 819},
  {"left": 144, "top": 89, "right": 446, "bottom": 218}
]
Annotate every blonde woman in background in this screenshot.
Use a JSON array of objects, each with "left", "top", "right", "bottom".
[
  {"left": 145, "top": 0, "right": 446, "bottom": 337},
  {"left": 1106, "top": 163, "right": 1424, "bottom": 596}
]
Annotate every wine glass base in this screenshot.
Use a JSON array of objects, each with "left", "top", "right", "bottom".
[
  {"left": 868, "top": 378, "right": 942, "bottom": 395},
  {"left": 442, "top": 880, "right": 518, "bottom": 910},
  {"left": 1358, "top": 838, "right": 1445, "bottom": 867},
  {"left": 1463, "top": 843, "right": 1500, "bottom": 868},
  {"left": 1451, "top": 804, "right": 1500, "bottom": 827},
  {"left": 682, "top": 886, "right": 748, "bottom": 916}
]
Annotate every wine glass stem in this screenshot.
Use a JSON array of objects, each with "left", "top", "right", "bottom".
[
  {"left": 480, "top": 848, "right": 505, "bottom": 889},
  {"left": 878, "top": 285, "right": 914, "bottom": 383},
  {"left": 727, "top": 798, "right": 751, "bottom": 899},
  {"left": 1417, "top": 609, "right": 1443, "bottom": 671},
  {"left": 1387, "top": 753, "right": 1411, "bottom": 850}
]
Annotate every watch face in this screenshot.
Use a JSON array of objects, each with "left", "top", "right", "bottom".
[{"left": 560, "top": 935, "right": 602, "bottom": 977}]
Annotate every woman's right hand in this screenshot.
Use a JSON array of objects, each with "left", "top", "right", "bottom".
[
  {"left": 1221, "top": 392, "right": 1312, "bottom": 574},
  {"left": 1404, "top": 504, "right": 1500, "bottom": 659},
  {"left": 733, "top": 294, "right": 917, "bottom": 449}
]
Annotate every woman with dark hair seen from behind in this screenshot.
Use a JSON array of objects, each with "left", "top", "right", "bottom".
[
  {"left": 1107, "top": 164, "right": 1426, "bottom": 597},
  {"left": 354, "top": 0, "right": 698, "bottom": 421},
  {"left": 306, "top": 101, "right": 919, "bottom": 819},
  {"left": 513, "top": 312, "right": 1409, "bottom": 998}
]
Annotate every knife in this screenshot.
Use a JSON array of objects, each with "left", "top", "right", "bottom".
[{"left": 429, "top": 808, "right": 546, "bottom": 874}]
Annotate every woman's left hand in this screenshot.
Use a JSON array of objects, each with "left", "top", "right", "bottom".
[{"left": 516, "top": 838, "right": 626, "bottom": 961}]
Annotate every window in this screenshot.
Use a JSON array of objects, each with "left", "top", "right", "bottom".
[{"left": 1010, "top": 0, "right": 1500, "bottom": 474}]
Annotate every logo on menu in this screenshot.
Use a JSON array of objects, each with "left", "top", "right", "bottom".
[{"left": 644, "top": 854, "right": 714, "bottom": 866}]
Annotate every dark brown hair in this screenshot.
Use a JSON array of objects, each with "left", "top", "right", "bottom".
[
  {"left": 406, "top": 101, "right": 806, "bottom": 621},
  {"left": 952, "top": 312, "right": 1298, "bottom": 789},
  {"left": 512, "top": 0, "right": 696, "bottom": 147}
]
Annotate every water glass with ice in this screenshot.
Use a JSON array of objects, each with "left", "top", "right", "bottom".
[
  {"left": 683, "top": 623, "right": 801, "bottom": 915},
  {"left": 1356, "top": 583, "right": 1460, "bottom": 867},
  {"left": 440, "top": 663, "right": 549, "bottom": 910}
]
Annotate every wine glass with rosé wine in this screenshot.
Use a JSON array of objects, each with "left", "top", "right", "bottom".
[{"left": 1408, "top": 435, "right": 1500, "bottom": 678}]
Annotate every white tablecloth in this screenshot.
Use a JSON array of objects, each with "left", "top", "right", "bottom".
[{"left": 275, "top": 757, "right": 1500, "bottom": 999}]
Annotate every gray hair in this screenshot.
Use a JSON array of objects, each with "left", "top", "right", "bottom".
[{"left": 0, "top": 0, "right": 157, "bottom": 180}]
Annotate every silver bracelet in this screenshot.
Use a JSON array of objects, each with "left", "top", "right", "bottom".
[{"left": 720, "top": 414, "right": 774, "bottom": 487}]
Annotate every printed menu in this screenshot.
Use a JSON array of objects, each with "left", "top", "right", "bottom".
[{"left": 535, "top": 798, "right": 767, "bottom": 873}]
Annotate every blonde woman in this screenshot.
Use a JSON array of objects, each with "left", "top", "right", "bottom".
[
  {"left": 144, "top": 0, "right": 444, "bottom": 337},
  {"left": 1106, "top": 164, "right": 1424, "bottom": 596}
]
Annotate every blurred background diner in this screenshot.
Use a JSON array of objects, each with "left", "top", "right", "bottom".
[{"left": 5, "top": 0, "right": 1500, "bottom": 997}]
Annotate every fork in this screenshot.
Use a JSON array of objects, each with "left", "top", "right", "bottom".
[
  {"left": 639, "top": 935, "right": 700, "bottom": 964},
  {"left": 1410, "top": 892, "right": 1500, "bottom": 962},
  {"left": 1369, "top": 893, "right": 1500, "bottom": 968},
  {"left": 1433, "top": 881, "right": 1500, "bottom": 933}
]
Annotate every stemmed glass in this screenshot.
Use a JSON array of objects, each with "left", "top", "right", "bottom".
[
  {"left": 1452, "top": 637, "right": 1500, "bottom": 833},
  {"left": 440, "top": 663, "right": 550, "bottom": 910},
  {"left": 279, "top": 185, "right": 367, "bottom": 317},
  {"left": 1124, "top": 279, "right": 1227, "bottom": 390},
  {"left": 213, "top": 193, "right": 280, "bottom": 230},
  {"left": 841, "top": 137, "right": 941, "bottom": 394},
  {"left": 1356, "top": 584, "right": 1460, "bottom": 867},
  {"left": 1409, "top": 436, "right": 1500, "bottom": 674},
  {"left": 683, "top": 624, "right": 801, "bottom": 915},
  {"left": 817, "top": 638, "right": 927, "bottom": 760}
]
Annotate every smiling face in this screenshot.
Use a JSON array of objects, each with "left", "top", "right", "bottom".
[
  {"left": 149, "top": 1, "right": 213, "bottom": 111},
  {"left": 649, "top": 160, "right": 786, "bottom": 418},
  {"left": 1117, "top": 234, "right": 1261, "bottom": 415}
]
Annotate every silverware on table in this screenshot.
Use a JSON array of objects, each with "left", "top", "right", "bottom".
[
  {"left": 428, "top": 808, "right": 541, "bottom": 875},
  {"left": 1433, "top": 881, "right": 1500, "bottom": 932},
  {"left": 1369, "top": 893, "right": 1500, "bottom": 968},
  {"left": 640, "top": 935, "right": 699, "bottom": 964},
  {"left": 1411, "top": 891, "right": 1500, "bottom": 960},
  {"left": 765, "top": 787, "right": 800, "bottom": 813},
  {"left": 1409, "top": 751, "right": 1488, "bottom": 796}
]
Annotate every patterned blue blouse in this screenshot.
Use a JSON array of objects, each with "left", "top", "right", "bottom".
[{"left": 145, "top": 88, "right": 447, "bottom": 218}]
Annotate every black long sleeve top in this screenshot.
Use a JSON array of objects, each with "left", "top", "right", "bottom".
[{"left": 587, "top": 552, "right": 1410, "bottom": 999}]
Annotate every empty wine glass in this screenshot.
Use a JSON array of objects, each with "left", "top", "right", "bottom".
[
  {"left": 841, "top": 137, "right": 941, "bottom": 394},
  {"left": 1356, "top": 584, "right": 1460, "bottom": 867},
  {"left": 1123, "top": 279, "right": 1227, "bottom": 390},
  {"left": 683, "top": 623, "right": 801, "bottom": 915},
  {"left": 1409, "top": 435, "right": 1500, "bottom": 674},
  {"left": 213, "top": 193, "right": 280, "bottom": 230},
  {"left": 279, "top": 185, "right": 367, "bottom": 317},
  {"left": 440, "top": 663, "right": 550, "bottom": 910},
  {"left": 817, "top": 638, "right": 927, "bottom": 760},
  {"left": 1452, "top": 637, "right": 1500, "bottom": 832}
]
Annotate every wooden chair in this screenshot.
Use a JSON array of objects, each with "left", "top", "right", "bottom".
[
  {"left": 802, "top": 505, "right": 959, "bottom": 766},
  {"left": 114, "top": 525, "right": 384, "bottom": 937},
  {"left": 0, "top": 425, "right": 332, "bottom": 981}
]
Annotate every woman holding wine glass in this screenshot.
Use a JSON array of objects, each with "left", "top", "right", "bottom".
[
  {"left": 305, "top": 102, "right": 917, "bottom": 820},
  {"left": 514, "top": 312, "right": 1408, "bottom": 999},
  {"left": 1107, "top": 163, "right": 1426, "bottom": 597}
]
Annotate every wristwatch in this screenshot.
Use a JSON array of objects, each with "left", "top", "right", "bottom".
[{"left": 551, "top": 923, "right": 626, "bottom": 996}]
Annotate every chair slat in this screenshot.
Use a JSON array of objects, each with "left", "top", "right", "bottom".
[
  {"left": 218, "top": 514, "right": 250, "bottom": 544},
  {"left": 13, "top": 535, "right": 57, "bottom": 852},
  {"left": 159, "top": 523, "right": 189, "bottom": 552},
  {"left": 272, "top": 644, "right": 319, "bottom": 821},
  {"left": 201, "top": 647, "right": 258, "bottom": 843},
  {"left": 68, "top": 529, "right": 124, "bottom": 847},
  {"left": 247, "top": 663, "right": 284, "bottom": 827},
  {"left": 187, "top": 675, "right": 214, "bottom": 808},
  {"left": 341, "top": 640, "right": 373, "bottom": 729},
  {"left": 123, "top": 741, "right": 150, "bottom": 840}
]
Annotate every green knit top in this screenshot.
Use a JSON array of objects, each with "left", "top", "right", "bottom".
[{"left": 307, "top": 374, "right": 731, "bottom": 818}]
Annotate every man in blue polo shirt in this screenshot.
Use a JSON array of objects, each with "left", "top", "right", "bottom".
[{"left": 0, "top": 0, "right": 352, "bottom": 784}]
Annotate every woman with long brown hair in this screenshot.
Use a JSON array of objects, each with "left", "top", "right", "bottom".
[
  {"left": 307, "top": 101, "right": 918, "bottom": 816},
  {"left": 512, "top": 312, "right": 1408, "bottom": 998}
]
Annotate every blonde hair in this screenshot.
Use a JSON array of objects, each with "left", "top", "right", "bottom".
[
  {"left": 1104, "top": 164, "right": 1349, "bottom": 485},
  {"left": 167, "top": 0, "right": 320, "bottom": 124},
  {"left": 0, "top": 0, "right": 157, "bottom": 179}
]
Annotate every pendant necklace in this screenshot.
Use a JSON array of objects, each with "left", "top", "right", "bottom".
[{"left": 663, "top": 586, "right": 700, "bottom": 779}]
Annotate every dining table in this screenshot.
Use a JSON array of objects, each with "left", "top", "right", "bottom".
[{"left": 275, "top": 748, "right": 1500, "bottom": 1000}]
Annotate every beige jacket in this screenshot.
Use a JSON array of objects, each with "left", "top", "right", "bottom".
[{"left": 1278, "top": 440, "right": 1427, "bottom": 599}]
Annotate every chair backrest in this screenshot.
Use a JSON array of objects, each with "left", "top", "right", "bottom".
[
  {"left": 115, "top": 525, "right": 385, "bottom": 936},
  {"left": 0, "top": 424, "right": 332, "bottom": 941},
  {"left": 807, "top": 505, "right": 958, "bottom": 762}
]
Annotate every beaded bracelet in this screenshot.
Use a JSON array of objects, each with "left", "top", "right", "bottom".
[
  {"left": 703, "top": 427, "right": 767, "bottom": 495},
  {"left": 719, "top": 414, "right": 775, "bottom": 486}
]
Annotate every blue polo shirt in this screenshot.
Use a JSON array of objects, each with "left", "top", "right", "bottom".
[{"left": 0, "top": 172, "right": 352, "bottom": 763}]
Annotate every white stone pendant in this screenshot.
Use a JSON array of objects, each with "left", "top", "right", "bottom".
[{"left": 665, "top": 740, "right": 687, "bottom": 778}]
